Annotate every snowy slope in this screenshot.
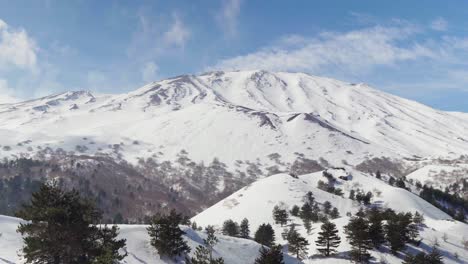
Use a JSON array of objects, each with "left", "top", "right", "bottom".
[
  {"left": 0, "top": 71, "right": 467, "bottom": 169},
  {"left": 0, "top": 215, "right": 299, "bottom": 264},
  {"left": 406, "top": 164, "right": 468, "bottom": 191},
  {"left": 192, "top": 171, "right": 468, "bottom": 263}
]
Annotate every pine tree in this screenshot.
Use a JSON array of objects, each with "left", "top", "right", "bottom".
[
  {"left": 330, "top": 207, "right": 340, "bottom": 219},
  {"left": 290, "top": 205, "right": 300, "bottom": 217},
  {"left": 286, "top": 226, "right": 309, "bottom": 260},
  {"left": 16, "top": 183, "right": 125, "bottom": 264},
  {"left": 323, "top": 201, "right": 332, "bottom": 215},
  {"left": 190, "top": 226, "right": 224, "bottom": 264},
  {"left": 367, "top": 207, "right": 385, "bottom": 248},
  {"left": 403, "top": 247, "right": 443, "bottom": 264},
  {"left": 222, "top": 219, "right": 239, "bottom": 237},
  {"left": 254, "top": 245, "right": 285, "bottom": 264},
  {"left": 300, "top": 202, "right": 314, "bottom": 222},
  {"left": 147, "top": 209, "right": 190, "bottom": 259},
  {"left": 315, "top": 221, "right": 341, "bottom": 256},
  {"left": 344, "top": 216, "right": 372, "bottom": 263},
  {"left": 385, "top": 214, "right": 405, "bottom": 254},
  {"left": 413, "top": 211, "right": 425, "bottom": 225},
  {"left": 303, "top": 218, "right": 312, "bottom": 235},
  {"left": 254, "top": 224, "right": 275, "bottom": 247},
  {"left": 94, "top": 225, "right": 128, "bottom": 264},
  {"left": 349, "top": 189, "right": 355, "bottom": 200},
  {"left": 388, "top": 176, "right": 396, "bottom": 186},
  {"left": 240, "top": 218, "right": 250, "bottom": 239},
  {"left": 375, "top": 170, "right": 382, "bottom": 179},
  {"left": 304, "top": 191, "right": 315, "bottom": 205},
  {"left": 273, "top": 205, "right": 289, "bottom": 226}
]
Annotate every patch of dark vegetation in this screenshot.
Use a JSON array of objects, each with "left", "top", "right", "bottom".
[{"left": 355, "top": 157, "right": 415, "bottom": 178}]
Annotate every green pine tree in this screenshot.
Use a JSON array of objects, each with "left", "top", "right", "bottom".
[
  {"left": 189, "top": 225, "right": 224, "bottom": 264},
  {"left": 344, "top": 216, "right": 372, "bottom": 263},
  {"left": 254, "top": 223, "right": 276, "bottom": 247},
  {"left": 147, "top": 209, "right": 190, "bottom": 259},
  {"left": 240, "top": 218, "right": 250, "bottom": 239},
  {"left": 286, "top": 226, "right": 309, "bottom": 260},
  {"left": 222, "top": 219, "right": 239, "bottom": 237},
  {"left": 94, "top": 225, "right": 127, "bottom": 264},
  {"left": 16, "top": 183, "right": 125, "bottom": 264},
  {"left": 315, "top": 221, "right": 341, "bottom": 256},
  {"left": 254, "top": 245, "right": 285, "bottom": 264},
  {"left": 367, "top": 208, "right": 385, "bottom": 248}
]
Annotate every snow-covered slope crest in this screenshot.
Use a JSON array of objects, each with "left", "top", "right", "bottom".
[
  {"left": 192, "top": 170, "right": 468, "bottom": 263},
  {"left": 0, "top": 215, "right": 299, "bottom": 264},
  {"left": 0, "top": 70, "right": 467, "bottom": 168}
]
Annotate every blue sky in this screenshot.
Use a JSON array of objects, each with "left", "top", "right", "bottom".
[{"left": 0, "top": 0, "right": 468, "bottom": 111}]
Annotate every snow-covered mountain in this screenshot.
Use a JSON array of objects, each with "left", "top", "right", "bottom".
[
  {"left": 0, "top": 70, "right": 467, "bottom": 169},
  {"left": 192, "top": 169, "right": 468, "bottom": 263}
]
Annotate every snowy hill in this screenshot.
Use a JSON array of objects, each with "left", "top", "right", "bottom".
[
  {"left": 192, "top": 170, "right": 468, "bottom": 263},
  {"left": 0, "top": 215, "right": 299, "bottom": 264},
  {"left": 0, "top": 70, "right": 467, "bottom": 169}
]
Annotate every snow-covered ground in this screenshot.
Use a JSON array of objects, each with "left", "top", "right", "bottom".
[
  {"left": 0, "top": 215, "right": 300, "bottom": 264},
  {"left": 406, "top": 164, "right": 468, "bottom": 191},
  {"left": 0, "top": 71, "right": 466, "bottom": 169},
  {"left": 193, "top": 171, "right": 468, "bottom": 263}
]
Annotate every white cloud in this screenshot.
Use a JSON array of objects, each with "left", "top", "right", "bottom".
[
  {"left": 163, "top": 13, "right": 191, "bottom": 48},
  {"left": 0, "top": 19, "right": 37, "bottom": 71},
  {"left": 0, "top": 78, "right": 18, "bottom": 103},
  {"left": 217, "top": 0, "right": 242, "bottom": 37},
  {"left": 209, "top": 25, "right": 435, "bottom": 75},
  {"left": 430, "top": 17, "right": 448, "bottom": 31},
  {"left": 142, "top": 61, "right": 159, "bottom": 83}
]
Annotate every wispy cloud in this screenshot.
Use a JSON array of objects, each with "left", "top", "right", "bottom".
[
  {"left": 0, "top": 19, "right": 37, "bottom": 71},
  {"left": 216, "top": 0, "right": 242, "bottom": 37},
  {"left": 141, "top": 61, "right": 159, "bottom": 83},
  {"left": 209, "top": 24, "right": 434, "bottom": 75},
  {"left": 163, "top": 13, "right": 191, "bottom": 48}
]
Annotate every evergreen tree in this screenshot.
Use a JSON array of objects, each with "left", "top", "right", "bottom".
[
  {"left": 385, "top": 214, "right": 405, "bottom": 254},
  {"left": 396, "top": 178, "right": 406, "bottom": 189},
  {"left": 222, "top": 219, "right": 239, "bottom": 237},
  {"left": 349, "top": 189, "right": 355, "bottom": 200},
  {"left": 315, "top": 221, "right": 341, "bottom": 256},
  {"left": 413, "top": 211, "right": 425, "bottom": 225},
  {"left": 254, "top": 245, "right": 285, "bottom": 264},
  {"left": 367, "top": 208, "right": 385, "bottom": 248},
  {"left": 290, "top": 205, "right": 300, "bottom": 217},
  {"left": 94, "top": 225, "right": 128, "bottom": 264},
  {"left": 254, "top": 224, "right": 275, "bottom": 247},
  {"left": 300, "top": 202, "right": 315, "bottom": 222},
  {"left": 388, "top": 176, "right": 396, "bottom": 186},
  {"left": 240, "top": 218, "right": 250, "bottom": 239},
  {"left": 286, "top": 226, "right": 309, "bottom": 260},
  {"left": 344, "top": 216, "right": 372, "bottom": 263},
  {"left": 189, "top": 226, "right": 224, "bottom": 264},
  {"left": 16, "top": 183, "right": 126, "bottom": 264},
  {"left": 147, "top": 209, "right": 190, "bottom": 259},
  {"left": 273, "top": 205, "right": 289, "bottom": 226},
  {"left": 323, "top": 201, "right": 332, "bottom": 215},
  {"left": 303, "top": 218, "right": 312, "bottom": 235},
  {"left": 304, "top": 191, "right": 315, "bottom": 205},
  {"left": 384, "top": 212, "right": 418, "bottom": 254},
  {"left": 403, "top": 247, "right": 443, "bottom": 264},
  {"left": 375, "top": 171, "right": 382, "bottom": 179},
  {"left": 330, "top": 207, "right": 340, "bottom": 219}
]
